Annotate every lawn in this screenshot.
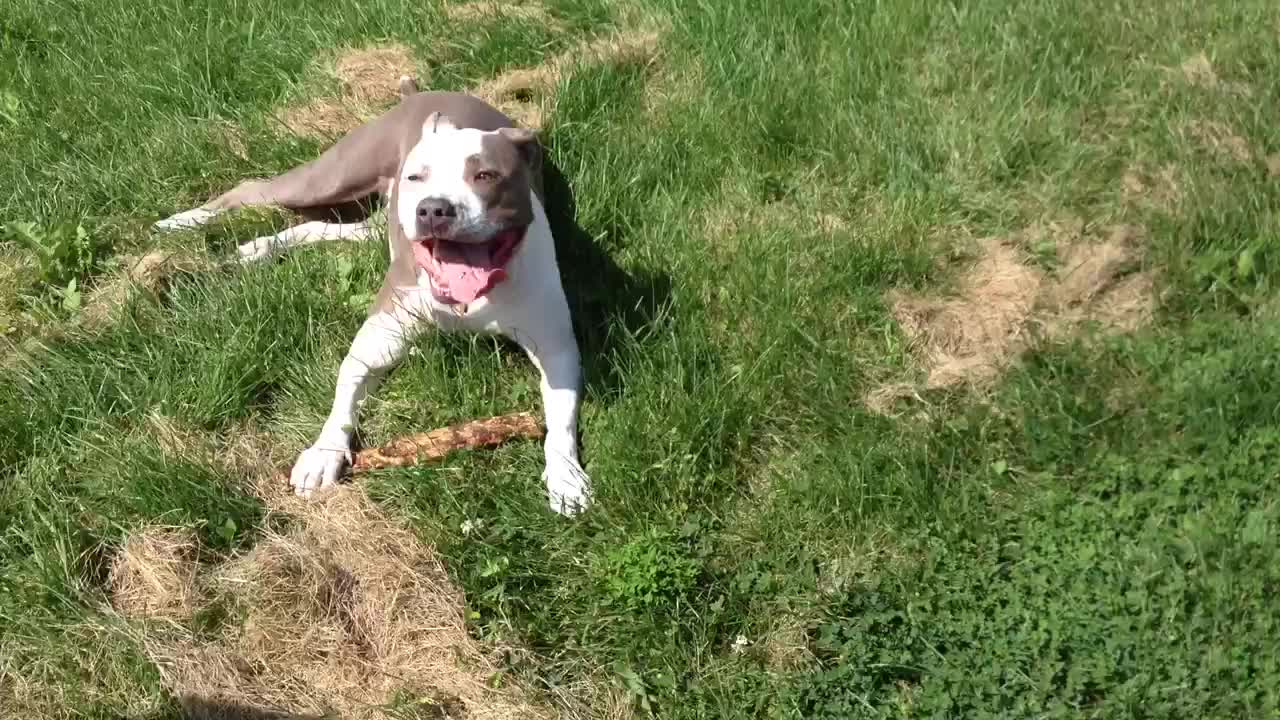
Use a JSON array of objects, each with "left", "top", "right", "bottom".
[{"left": 2, "top": 0, "right": 1279, "bottom": 717}]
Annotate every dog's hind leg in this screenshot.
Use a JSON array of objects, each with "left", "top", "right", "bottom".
[
  {"left": 236, "top": 219, "right": 374, "bottom": 263},
  {"left": 154, "top": 99, "right": 413, "bottom": 238},
  {"left": 153, "top": 144, "right": 392, "bottom": 234},
  {"left": 152, "top": 165, "right": 389, "bottom": 235}
]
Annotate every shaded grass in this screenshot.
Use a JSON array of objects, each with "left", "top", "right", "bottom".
[{"left": 3, "top": 0, "right": 1280, "bottom": 717}]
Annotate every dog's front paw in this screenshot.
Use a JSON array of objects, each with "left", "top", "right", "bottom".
[
  {"left": 289, "top": 444, "right": 351, "bottom": 496},
  {"left": 154, "top": 208, "right": 220, "bottom": 232},
  {"left": 542, "top": 451, "right": 591, "bottom": 516},
  {"left": 237, "top": 236, "right": 278, "bottom": 264}
]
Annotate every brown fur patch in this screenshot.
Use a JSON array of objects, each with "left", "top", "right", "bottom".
[
  {"left": 868, "top": 223, "right": 1155, "bottom": 409},
  {"left": 116, "top": 487, "right": 556, "bottom": 720}
]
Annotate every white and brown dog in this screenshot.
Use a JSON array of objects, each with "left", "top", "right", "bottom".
[{"left": 154, "top": 82, "right": 591, "bottom": 515}]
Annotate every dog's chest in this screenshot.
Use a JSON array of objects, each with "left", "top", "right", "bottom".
[{"left": 405, "top": 268, "right": 516, "bottom": 333}]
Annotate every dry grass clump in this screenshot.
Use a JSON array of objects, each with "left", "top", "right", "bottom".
[
  {"left": 280, "top": 45, "right": 417, "bottom": 139},
  {"left": 1186, "top": 119, "right": 1253, "bottom": 164},
  {"left": 210, "top": 119, "right": 250, "bottom": 161},
  {"left": 279, "top": 27, "right": 663, "bottom": 137},
  {"left": 109, "top": 527, "right": 202, "bottom": 621},
  {"left": 868, "top": 222, "right": 1155, "bottom": 412},
  {"left": 0, "top": 247, "right": 34, "bottom": 336},
  {"left": 445, "top": 0, "right": 562, "bottom": 28},
  {"left": 472, "top": 28, "right": 663, "bottom": 130},
  {"left": 279, "top": 97, "right": 365, "bottom": 139},
  {"left": 114, "top": 487, "right": 556, "bottom": 719},
  {"left": 1121, "top": 164, "right": 1184, "bottom": 213},
  {"left": 4, "top": 247, "right": 198, "bottom": 383},
  {"left": 78, "top": 250, "right": 208, "bottom": 329},
  {"left": 889, "top": 236, "right": 1045, "bottom": 389},
  {"left": 698, "top": 176, "right": 854, "bottom": 252},
  {"left": 761, "top": 614, "right": 816, "bottom": 671},
  {"left": 1175, "top": 51, "right": 1252, "bottom": 96},
  {"left": 1034, "top": 225, "right": 1152, "bottom": 337},
  {"left": 335, "top": 46, "right": 417, "bottom": 104},
  {"left": 280, "top": 23, "right": 667, "bottom": 137}
]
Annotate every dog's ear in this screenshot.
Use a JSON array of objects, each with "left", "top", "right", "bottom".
[
  {"left": 496, "top": 127, "right": 541, "bottom": 171},
  {"left": 423, "top": 112, "right": 456, "bottom": 134},
  {"left": 497, "top": 126, "right": 537, "bottom": 147},
  {"left": 398, "top": 75, "right": 419, "bottom": 99}
]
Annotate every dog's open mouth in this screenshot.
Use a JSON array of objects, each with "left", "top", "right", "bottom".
[{"left": 411, "top": 227, "right": 526, "bottom": 305}]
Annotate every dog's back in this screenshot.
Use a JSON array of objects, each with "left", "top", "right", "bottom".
[{"left": 200, "top": 90, "right": 538, "bottom": 220}]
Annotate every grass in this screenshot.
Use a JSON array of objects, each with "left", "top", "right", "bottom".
[{"left": 3, "top": 0, "right": 1280, "bottom": 717}]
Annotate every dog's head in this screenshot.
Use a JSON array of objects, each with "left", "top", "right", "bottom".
[{"left": 396, "top": 112, "right": 539, "bottom": 305}]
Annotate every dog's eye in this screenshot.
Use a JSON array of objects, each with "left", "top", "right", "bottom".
[
  {"left": 475, "top": 170, "right": 498, "bottom": 182},
  {"left": 407, "top": 173, "right": 423, "bottom": 182}
]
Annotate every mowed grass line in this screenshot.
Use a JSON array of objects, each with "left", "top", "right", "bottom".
[{"left": 3, "top": 0, "right": 1280, "bottom": 718}]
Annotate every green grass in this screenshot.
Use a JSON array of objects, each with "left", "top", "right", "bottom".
[{"left": 4, "top": 0, "right": 1280, "bottom": 717}]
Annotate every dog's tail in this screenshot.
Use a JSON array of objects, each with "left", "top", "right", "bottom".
[{"left": 398, "top": 75, "right": 419, "bottom": 99}]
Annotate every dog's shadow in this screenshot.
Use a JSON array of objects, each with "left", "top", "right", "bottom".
[
  {"left": 411, "top": 154, "right": 669, "bottom": 404},
  {"left": 533, "top": 156, "right": 672, "bottom": 402}
]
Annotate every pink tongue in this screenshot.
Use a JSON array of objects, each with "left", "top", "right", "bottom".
[{"left": 414, "top": 240, "right": 506, "bottom": 304}]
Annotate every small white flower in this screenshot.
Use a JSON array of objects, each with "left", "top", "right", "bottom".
[
  {"left": 732, "top": 634, "right": 750, "bottom": 654},
  {"left": 461, "top": 518, "right": 483, "bottom": 536},
  {"left": 408, "top": 346, "right": 419, "bottom": 357}
]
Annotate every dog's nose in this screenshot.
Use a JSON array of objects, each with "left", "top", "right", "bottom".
[
  {"left": 417, "top": 197, "right": 458, "bottom": 220},
  {"left": 416, "top": 198, "right": 457, "bottom": 235}
]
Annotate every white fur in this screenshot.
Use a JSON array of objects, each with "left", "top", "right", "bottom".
[
  {"left": 396, "top": 121, "right": 494, "bottom": 242},
  {"left": 238, "top": 220, "right": 372, "bottom": 263},
  {"left": 290, "top": 306, "right": 420, "bottom": 495},
  {"left": 153, "top": 207, "right": 221, "bottom": 231}
]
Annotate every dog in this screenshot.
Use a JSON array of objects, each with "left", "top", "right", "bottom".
[{"left": 154, "top": 79, "right": 591, "bottom": 515}]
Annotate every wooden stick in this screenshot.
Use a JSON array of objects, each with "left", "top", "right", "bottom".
[{"left": 351, "top": 411, "right": 543, "bottom": 473}]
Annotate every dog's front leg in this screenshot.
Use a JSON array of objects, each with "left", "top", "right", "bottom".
[
  {"left": 513, "top": 321, "right": 592, "bottom": 515},
  {"left": 290, "top": 308, "right": 419, "bottom": 495}
]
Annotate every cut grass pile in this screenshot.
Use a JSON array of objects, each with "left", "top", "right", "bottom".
[
  {"left": 114, "top": 487, "right": 558, "bottom": 720},
  {"left": 2, "top": 0, "right": 1280, "bottom": 718}
]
